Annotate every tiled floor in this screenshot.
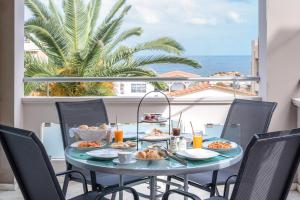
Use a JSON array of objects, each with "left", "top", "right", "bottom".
[{"left": 1, "top": 178, "right": 300, "bottom": 200}]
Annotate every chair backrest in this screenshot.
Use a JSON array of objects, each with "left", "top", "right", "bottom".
[
  {"left": 56, "top": 99, "right": 109, "bottom": 148},
  {"left": 222, "top": 99, "right": 277, "bottom": 149},
  {"left": 231, "top": 129, "right": 300, "bottom": 200},
  {"left": 0, "top": 125, "right": 65, "bottom": 200}
]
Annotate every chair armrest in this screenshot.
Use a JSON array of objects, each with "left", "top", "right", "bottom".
[
  {"left": 223, "top": 175, "right": 237, "bottom": 198},
  {"left": 56, "top": 170, "right": 88, "bottom": 194},
  {"left": 95, "top": 186, "right": 139, "bottom": 200},
  {"left": 162, "top": 189, "right": 201, "bottom": 200}
]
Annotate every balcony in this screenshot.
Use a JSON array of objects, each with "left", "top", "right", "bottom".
[{"left": 1, "top": 0, "right": 300, "bottom": 199}]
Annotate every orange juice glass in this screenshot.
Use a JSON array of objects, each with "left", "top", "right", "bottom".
[
  {"left": 114, "top": 129, "right": 124, "bottom": 143},
  {"left": 193, "top": 131, "right": 203, "bottom": 148}
]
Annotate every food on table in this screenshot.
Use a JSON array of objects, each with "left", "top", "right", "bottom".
[
  {"left": 79, "top": 125, "right": 89, "bottom": 130},
  {"left": 150, "top": 128, "right": 163, "bottom": 136},
  {"left": 193, "top": 135, "right": 203, "bottom": 149},
  {"left": 88, "top": 126, "right": 98, "bottom": 130},
  {"left": 142, "top": 129, "right": 170, "bottom": 140},
  {"left": 99, "top": 123, "right": 109, "bottom": 129},
  {"left": 143, "top": 113, "right": 162, "bottom": 121},
  {"left": 172, "top": 128, "right": 181, "bottom": 136},
  {"left": 111, "top": 141, "right": 137, "bottom": 149},
  {"left": 78, "top": 124, "right": 109, "bottom": 131},
  {"left": 208, "top": 141, "right": 232, "bottom": 149},
  {"left": 78, "top": 141, "right": 101, "bottom": 148},
  {"left": 136, "top": 149, "right": 165, "bottom": 160},
  {"left": 114, "top": 129, "right": 124, "bottom": 143}
]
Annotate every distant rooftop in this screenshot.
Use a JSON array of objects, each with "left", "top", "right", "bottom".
[
  {"left": 167, "top": 82, "right": 255, "bottom": 97},
  {"left": 159, "top": 70, "right": 200, "bottom": 78}
]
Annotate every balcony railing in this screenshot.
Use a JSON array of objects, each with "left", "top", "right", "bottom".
[{"left": 23, "top": 76, "right": 260, "bottom": 97}]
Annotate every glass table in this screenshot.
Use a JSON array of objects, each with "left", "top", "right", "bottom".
[{"left": 65, "top": 143, "right": 243, "bottom": 200}]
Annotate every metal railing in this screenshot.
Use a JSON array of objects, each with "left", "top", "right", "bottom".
[{"left": 23, "top": 76, "right": 260, "bottom": 97}]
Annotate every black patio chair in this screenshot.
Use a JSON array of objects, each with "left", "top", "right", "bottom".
[
  {"left": 56, "top": 99, "right": 146, "bottom": 194},
  {"left": 163, "top": 128, "right": 300, "bottom": 200},
  {"left": 167, "top": 99, "right": 277, "bottom": 196},
  {"left": 0, "top": 124, "right": 139, "bottom": 200}
]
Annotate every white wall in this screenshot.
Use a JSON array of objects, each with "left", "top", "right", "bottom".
[
  {"left": 259, "top": 0, "right": 300, "bottom": 190},
  {"left": 0, "top": 0, "right": 24, "bottom": 187},
  {"left": 22, "top": 97, "right": 232, "bottom": 137},
  {"left": 259, "top": 0, "right": 300, "bottom": 131}
]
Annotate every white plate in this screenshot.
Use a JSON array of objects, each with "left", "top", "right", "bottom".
[
  {"left": 176, "top": 149, "right": 219, "bottom": 160},
  {"left": 86, "top": 149, "right": 122, "bottom": 160},
  {"left": 141, "top": 134, "right": 171, "bottom": 141},
  {"left": 70, "top": 141, "right": 104, "bottom": 149},
  {"left": 202, "top": 141, "right": 238, "bottom": 152},
  {"left": 112, "top": 158, "right": 137, "bottom": 165}
]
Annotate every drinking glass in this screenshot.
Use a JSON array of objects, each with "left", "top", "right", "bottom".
[
  {"left": 193, "top": 130, "right": 203, "bottom": 148},
  {"left": 114, "top": 129, "right": 124, "bottom": 143}
]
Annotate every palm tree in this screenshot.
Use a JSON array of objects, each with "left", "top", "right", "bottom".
[{"left": 25, "top": 0, "right": 201, "bottom": 96}]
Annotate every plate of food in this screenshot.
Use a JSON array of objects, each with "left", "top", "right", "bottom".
[
  {"left": 142, "top": 113, "right": 167, "bottom": 123},
  {"left": 70, "top": 141, "right": 104, "bottom": 149},
  {"left": 141, "top": 129, "right": 170, "bottom": 141},
  {"left": 135, "top": 149, "right": 167, "bottom": 161},
  {"left": 176, "top": 148, "right": 219, "bottom": 160},
  {"left": 111, "top": 141, "right": 137, "bottom": 149},
  {"left": 202, "top": 140, "right": 238, "bottom": 152},
  {"left": 71, "top": 124, "right": 109, "bottom": 141},
  {"left": 86, "top": 149, "right": 122, "bottom": 160}
]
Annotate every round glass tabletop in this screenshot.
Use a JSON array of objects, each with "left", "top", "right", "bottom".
[{"left": 65, "top": 145, "right": 243, "bottom": 177}]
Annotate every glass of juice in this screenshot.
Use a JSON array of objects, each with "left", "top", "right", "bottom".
[
  {"left": 114, "top": 129, "right": 123, "bottom": 143},
  {"left": 193, "top": 130, "right": 203, "bottom": 148}
]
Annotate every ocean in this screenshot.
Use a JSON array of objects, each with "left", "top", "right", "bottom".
[{"left": 148, "top": 55, "right": 251, "bottom": 77}]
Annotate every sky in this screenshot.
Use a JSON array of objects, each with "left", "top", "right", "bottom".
[{"left": 25, "top": 0, "right": 258, "bottom": 56}]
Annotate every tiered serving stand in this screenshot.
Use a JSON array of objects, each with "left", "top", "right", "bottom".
[{"left": 136, "top": 91, "right": 171, "bottom": 150}]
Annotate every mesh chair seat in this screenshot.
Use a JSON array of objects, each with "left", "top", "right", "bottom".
[
  {"left": 0, "top": 125, "right": 140, "bottom": 200},
  {"left": 71, "top": 166, "right": 144, "bottom": 186},
  {"left": 163, "top": 129, "right": 300, "bottom": 200},
  {"left": 169, "top": 99, "right": 277, "bottom": 196},
  {"left": 68, "top": 191, "right": 101, "bottom": 200},
  {"left": 56, "top": 100, "right": 147, "bottom": 192},
  {"left": 178, "top": 167, "right": 236, "bottom": 186},
  {"left": 206, "top": 197, "right": 226, "bottom": 200}
]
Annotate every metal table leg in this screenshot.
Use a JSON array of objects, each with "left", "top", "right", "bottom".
[
  {"left": 184, "top": 174, "right": 189, "bottom": 200},
  {"left": 90, "top": 171, "right": 97, "bottom": 191},
  {"left": 119, "top": 175, "right": 124, "bottom": 200},
  {"left": 149, "top": 176, "right": 157, "bottom": 200},
  {"left": 210, "top": 170, "right": 218, "bottom": 197}
]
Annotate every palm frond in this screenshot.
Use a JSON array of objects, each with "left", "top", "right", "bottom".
[
  {"left": 101, "top": 5, "right": 130, "bottom": 45},
  {"left": 24, "top": 53, "right": 57, "bottom": 77},
  {"left": 134, "top": 37, "right": 185, "bottom": 55},
  {"left": 49, "top": 0, "right": 63, "bottom": 25},
  {"left": 104, "top": 27, "right": 143, "bottom": 53},
  {"left": 25, "top": 0, "right": 50, "bottom": 20},
  {"left": 64, "top": 0, "right": 90, "bottom": 51},
  {"left": 96, "top": 65, "right": 157, "bottom": 77},
  {"left": 103, "top": 0, "right": 126, "bottom": 24},
  {"left": 25, "top": 18, "right": 69, "bottom": 65},
  {"left": 127, "top": 55, "right": 201, "bottom": 68},
  {"left": 88, "top": 0, "right": 102, "bottom": 34}
]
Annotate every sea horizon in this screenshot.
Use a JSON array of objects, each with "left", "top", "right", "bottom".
[{"left": 148, "top": 55, "right": 252, "bottom": 77}]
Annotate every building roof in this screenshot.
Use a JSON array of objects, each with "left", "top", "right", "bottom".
[
  {"left": 167, "top": 82, "right": 256, "bottom": 97},
  {"left": 159, "top": 71, "right": 200, "bottom": 78}
]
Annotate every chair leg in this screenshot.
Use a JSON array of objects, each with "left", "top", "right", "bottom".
[
  {"left": 62, "top": 175, "right": 70, "bottom": 196},
  {"left": 90, "top": 171, "right": 98, "bottom": 191},
  {"left": 210, "top": 170, "right": 218, "bottom": 197},
  {"left": 165, "top": 176, "right": 172, "bottom": 192},
  {"left": 111, "top": 192, "right": 117, "bottom": 200}
]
